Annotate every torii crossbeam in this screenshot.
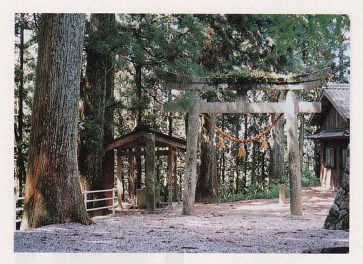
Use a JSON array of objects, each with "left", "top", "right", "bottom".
[{"left": 163, "top": 68, "right": 330, "bottom": 216}]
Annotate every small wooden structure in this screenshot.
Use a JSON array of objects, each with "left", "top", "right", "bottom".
[
  {"left": 308, "top": 83, "right": 350, "bottom": 190},
  {"left": 104, "top": 126, "right": 186, "bottom": 210}
]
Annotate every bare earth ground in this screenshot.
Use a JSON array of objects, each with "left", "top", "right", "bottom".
[{"left": 14, "top": 187, "right": 349, "bottom": 253}]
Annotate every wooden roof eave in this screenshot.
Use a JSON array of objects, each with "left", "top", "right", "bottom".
[
  {"left": 103, "top": 130, "right": 187, "bottom": 152},
  {"left": 321, "top": 90, "right": 349, "bottom": 123}
]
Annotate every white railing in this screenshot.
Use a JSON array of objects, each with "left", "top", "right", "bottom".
[
  {"left": 14, "top": 188, "right": 118, "bottom": 229},
  {"left": 83, "top": 188, "right": 117, "bottom": 215},
  {"left": 15, "top": 196, "right": 24, "bottom": 230}
]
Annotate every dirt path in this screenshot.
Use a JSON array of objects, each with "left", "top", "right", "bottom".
[{"left": 14, "top": 187, "right": 348, "bottom": 253}]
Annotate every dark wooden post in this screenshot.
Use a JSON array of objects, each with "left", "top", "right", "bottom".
[
  {"left": 173, "top": 148, "right": 178, "bottom": 201},
  {"left": 183, "top": 91, "right": 200, "bottom": 215},
  {"left": 167, "top": 148, "right": 174, "bottom": 209},
  {"left": 286, "top": 91, "right": 302, "bottom": 215},
  {"left": 128, "top": 151, "right": 136, "bottom": 201},
  {"left": 116, "top": 150, "right": 123, "bottom": 209},
  {"left": 145, "top": 134, "right": 156, "bottom": 210}
]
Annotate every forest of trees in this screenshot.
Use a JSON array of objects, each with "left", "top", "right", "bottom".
[{"left": 14, "top": 13, "right": 350, "bottom": 228}]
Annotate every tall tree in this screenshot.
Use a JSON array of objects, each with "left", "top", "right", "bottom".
[
  {"left": 14, "top": 13, "right": 38, "bottom": 196},
  {"left": 269, "top": 91, "right": 285, "bottom": 181},
  {"left": 196, "top": 113, "right": 217, "bottom": 202},
  {"left": 79, "top": 14, "right": 116, "bottom": 211},
  {"left": 14, "top": 13, "right": 26, "bottom": 196},
  {"left": 21, "top": 14, "right": 90, "bottom": 229}
]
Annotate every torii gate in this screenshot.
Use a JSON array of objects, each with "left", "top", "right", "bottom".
[{"left": 162, "top": 68, "right": 330, "bottom": 216}]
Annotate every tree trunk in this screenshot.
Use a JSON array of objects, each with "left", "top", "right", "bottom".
[
  {"left": 79, "top": 14, "right": 115, "bottom": 213},
  {"left": 135, "top": 63, "right": 143, "bottom": 126},
  {"left": 221, "top": 114, "right": 226, "bottom": 184},
  {"left": 234, "top": 118, "right": 241, "bottom": 194},
  {"left": 196, "top": 114, "right": 216, "bottom": 202},
  {"left": 269, "top": 91, "right": 285, "bottom": 181},
  {"left": 134, "top": 62, "right": 143, "bottom": 191},
  {"left": 21, "top": 14, "right": 90, "bottom": 229},
  {"left": 251, "top": 141, "right": 257, "bottom": 186},
  {"left": 101, "top": 15, "right": 116, "bottom": 204},
  {"left": 243, "top": 114, "right": 248, "bottom": 193},
  {"left": 15, "top": 13, "right": 26, "bottom": 196}
]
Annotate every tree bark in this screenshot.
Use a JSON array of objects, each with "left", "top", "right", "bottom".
[
  {"left": 196, "top": 114, "right": 217, "bottom": 202},
  {"left": 78, "top": 14, "right": 116, "bottom": 211},
  {"left": 21, "top": 14, "right": 90, "bottom": 229},
  {"left": 269, "top": 91, "right": 285, "bottom": 181},
  {"left": 15, "top": 13, "right": 26, "bottom": 196},
  {"left": 101, "top": 15, "right": 116, "bottom": 204},
  {"left": 251, "top": 141, "right": 257, "bottom": 186},
  {"left": 243, "top": 114, "right": 248, "bottom": 193}
]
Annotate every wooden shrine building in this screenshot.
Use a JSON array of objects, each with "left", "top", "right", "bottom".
[
  {"left": 104, "top": 125, "right": 186, "bottom": 210},
  {"left": 308, "top": 83, "right": 350, "bottom": 190}
]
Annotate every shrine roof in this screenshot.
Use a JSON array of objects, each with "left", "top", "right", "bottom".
[
  {"left": 103, "top": 126, "right": 187, "bottom": 152},
  {"left": 309, "top": 83, "right": 350, "bottom": 127}
]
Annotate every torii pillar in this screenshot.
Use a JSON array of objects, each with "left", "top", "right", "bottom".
[{"left": 286, "top": 91, "right": 302, "bottom": 215}]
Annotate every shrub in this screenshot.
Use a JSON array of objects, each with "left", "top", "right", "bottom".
[{"left": 301, "top": 167, "right": 320, "bottom": 187}]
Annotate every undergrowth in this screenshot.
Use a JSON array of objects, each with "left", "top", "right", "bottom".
[
  {"left": 217, "top": 167, "right": 320, "bottom": 203},
  {"left": 217, "top": 183, "right": 290, "bottom": 203}
]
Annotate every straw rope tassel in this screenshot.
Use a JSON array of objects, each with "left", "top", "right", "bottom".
[
  {"left": 238, "top": 144, "right": 246, "bottom": 158},
  {"left": 261, "top": 136, "right": 268, "bottom": 152},
  {"left": 218, "top": 135, "right": 225, "bottom": 149}
]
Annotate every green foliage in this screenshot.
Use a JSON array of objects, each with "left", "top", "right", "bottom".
[
  {"left": 301, "top": 167, "right": 320, "bottom": 187},
  {"left": 164, "top": 91, "right": 193, "bottom": 111},
  {"left": 218, "top": 182, "right": 290, "bottom": 203}
]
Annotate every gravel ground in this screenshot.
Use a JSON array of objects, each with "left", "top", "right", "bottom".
[{"left": 14, "top": 187, "right": 349, "bottom": 253}]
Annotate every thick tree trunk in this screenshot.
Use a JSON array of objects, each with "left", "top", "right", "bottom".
[
  {"left": 101, "top": 14, "right": 116, "bottom": 204},
  {"left": 79, "top": 14, "right": 115, "bottom": 212},
  {"left": 21, "top": 14, "right": 90, "bottom": 230},
  {"left": 196, "top": 114, "right": 217, "bottom": 202}
]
